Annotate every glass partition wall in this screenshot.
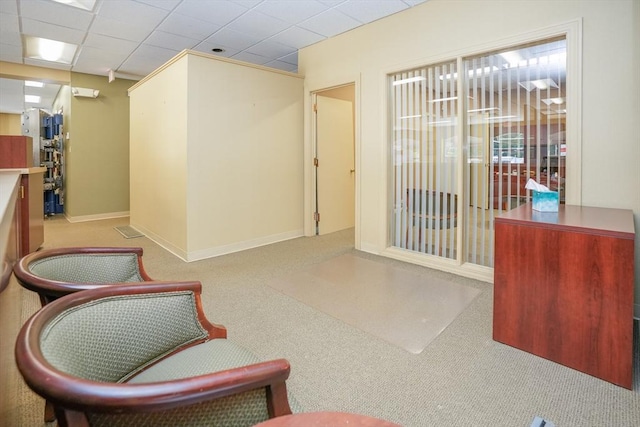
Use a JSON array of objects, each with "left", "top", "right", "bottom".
[{"left": 389, "top": 37, "right": 567, "bottom": 268}]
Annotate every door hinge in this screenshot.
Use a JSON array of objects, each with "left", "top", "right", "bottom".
[
  {"left": 313, "top": 103, "right": 317, "bottom": 112},
  {"left": 314, "top": 212, "right": 320, "bottom": 222},
  {"left": 313, "top": 157, "right": 319, "bottom": 167},
  {"left": 20, "top": 185, "right": 25, "bottom": 199}
]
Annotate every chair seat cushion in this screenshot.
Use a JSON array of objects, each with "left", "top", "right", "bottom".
[{"left": 127, "top": 339, "right": 260, "bottom": 383}]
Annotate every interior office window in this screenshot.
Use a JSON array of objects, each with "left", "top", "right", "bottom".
[
  {"left": 464, "top": 37, "right": 567, "bottom": 267},
  {"left": 390, "top": 61, "right": 458, "bottom": 259},
  {"left": 389, "top": 37, "right": 567, "bottom": 267}
]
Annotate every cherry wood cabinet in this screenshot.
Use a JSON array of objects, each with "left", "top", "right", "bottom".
[
  {"left": 0, "top": 135, "right": 45, "bottom": 256},
  {"left": 493, "top": 203, "right": 635, "bottom": 389}
]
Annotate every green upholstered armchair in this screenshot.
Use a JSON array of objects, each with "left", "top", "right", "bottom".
[
  {"left": 13, "top": 247, "right": 155, "bottom": 306},
  {"left": 15, "top": 281, "right": 298, "bottom": 427}
]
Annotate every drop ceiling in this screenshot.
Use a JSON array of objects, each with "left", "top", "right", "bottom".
[{"left": 0, "top": 0, "right": 428, "bottom": 114}]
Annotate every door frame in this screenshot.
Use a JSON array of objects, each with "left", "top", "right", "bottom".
[{"left": 304, "top": 78, "right": 360, "bottom": 246}]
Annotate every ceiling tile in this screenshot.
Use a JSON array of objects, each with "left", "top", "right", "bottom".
[
  {"left": 83, "top": 33, "right": 138, "bottom": 55},
  {"left": 191, "top": 44, "right": 241, "bottom": 59},
  {"left": 278, "top": 52, "right": 298, "bottom": 66},
  {"left": 245, "top": 40, "right": 296, "bottom": 58},
  {"left": 231, "top": 50, "right": 271, "bottom": 65},
  {"left": 254, "top": 0, "right": 329, "bottom": 24},
  {"left": 0, "top": 31, "right": 22, "bottom": 47},
  {"left": 0, "top": 43, "right": 23, "bottom": 62},
  {"left": 203, "top": 28, "right": 263, "bottom": 51},
  {"left": 336, "top": 0, "right": 408, "bottom": 24},
  {"left": 20, "top": 0, "right": 93, "bottom": 31},
  {"left": 269, "top": 26, "right": 326, "bottom": 49},
  {"left": 90, "top": 15, "right": 153, "bottom": 42},
  {"left": 264, "top": 59, "right": 298, "bottom": 73},
  {"left": 173, "top": 0, "right": 248, "bottom": 26},
  {"left": 145, "top": 31, "right": 200, "bottom": 51},
  {"left": 227, "top": 10, "right": 290, "bottom": 39},
  {"left": 0, "top": 1, "right": 17, "bottom": 14},
  {"left": 97, "top": 0, "right": 169, "bottom": 27},
  {"left": 21, "top": 18, "right": 86, "bottom": 45},
  {"left": 134, "top": 0, "right": 182, "bottom": 10},
  {"left": 1, "top": 12, "right": 21, "bottom": 35},
  {"left": 158, "top": 13, "right": 221, "bottom": 40},
  {"left": 297, "top": 8, "right": 362, "bottom": 38}
]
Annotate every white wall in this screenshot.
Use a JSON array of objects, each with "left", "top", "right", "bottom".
[
  {"left": 130, "top": 51, "right": 304, "bottom": 261},
  {"left": 299, "top": 1, "right": 640, "bottom": 310}
]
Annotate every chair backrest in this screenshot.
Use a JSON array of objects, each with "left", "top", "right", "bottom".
[
  {"left": 40, "top": 289, "right": 209, "bottom": 382},
  {"left": 29, "top": 253, "right": 144, "bottom": 283}
]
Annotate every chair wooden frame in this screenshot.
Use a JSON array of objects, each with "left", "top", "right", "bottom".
[
  {"left": 15, "top": 281, "right": 294, "bottom": 427},
  {"left": 13, "top": 246, "right": 154, "bottom": 306}
]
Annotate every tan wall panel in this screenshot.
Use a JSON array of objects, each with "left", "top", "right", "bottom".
[{"left": 129, "top": 57, "right": 189, "bottom": 255}]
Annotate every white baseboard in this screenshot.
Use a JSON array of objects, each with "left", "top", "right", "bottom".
[
  {"left": 185, "top": 230, "right": 304, "bottom": 262},
  {"left": 64, "top": 211, "right": 129, "bottom": 223},
  {"left": 130, "top": 223, "right": 303, "bottom": 263}
]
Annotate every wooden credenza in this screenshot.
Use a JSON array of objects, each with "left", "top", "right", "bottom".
[{"left": 493, "top": 203, "right": 635, "bottom": 389}]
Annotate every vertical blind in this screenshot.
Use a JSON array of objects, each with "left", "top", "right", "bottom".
[
  {"left": 390, "top": 38, "right": 567, "bottom": 268},
  {"left": 390, "top": 61, "right": 458, "bottom": 259}
]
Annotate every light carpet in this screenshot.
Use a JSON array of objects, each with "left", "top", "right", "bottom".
[{"left": 268, "top": 253, "right": 481, "bottom": 354}]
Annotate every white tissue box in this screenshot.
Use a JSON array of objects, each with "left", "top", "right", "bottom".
[{"left": 532, "top": 190, "right": 559, "bottom": 212}]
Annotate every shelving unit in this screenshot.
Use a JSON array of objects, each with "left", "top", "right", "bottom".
[{"left": 21, "top": 109, "right": 64, "bottom": 216}]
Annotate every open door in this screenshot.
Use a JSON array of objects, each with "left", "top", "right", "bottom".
[{"left": 314, "top": 92, "right": 354, "bottom": 235}]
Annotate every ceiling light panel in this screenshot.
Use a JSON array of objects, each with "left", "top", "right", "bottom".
[
  {"left": 24, "top": 36, "right": 77, "bottom": 64},
  {"left": 51, "top": 0, "right": 96, "bottom": 11}
]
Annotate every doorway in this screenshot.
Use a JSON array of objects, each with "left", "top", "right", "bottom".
[{"left": 313, "top": 84, "right": 356, "bottom": 235}]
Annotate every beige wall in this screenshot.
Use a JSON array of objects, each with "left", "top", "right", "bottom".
[
  {"left": 299, "top": 0, "right": 640, "bottom": 311},
  {"left": 130, "top": 56, "right": 189, "bottom": 254},
  {"left": 65, "top": 72, "right": 135, "bottom": 220},
  {"left": 0, "top": 113, "right": 21, "bottom": 135},
  {"left": 130, "top": 51, "right": 304, "bottom": 261}
]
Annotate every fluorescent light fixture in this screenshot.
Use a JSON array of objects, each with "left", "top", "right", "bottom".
[
  {"left": 51, "top": 0, "right": 96, "bottom": 11},
  {"left": 25, "top": 95, "right": 41, "bottom": 103},
  {"left": 440, "top": 66, "right": 499, "bottom": 80},
  {"left": 24, "top": 36, "right": 77, "bottom": 64},
  {"left": 468, "top": 107, "right": 500, "bottom": 113},
  {"left": 25, "top": 80, "right": 44, "bottom": 88},
  {"left": 542, "top": 97, "right": 564, "bottom": 105},
  {"left": 518, "top": 78, "right": 559, "bottom": 92},
  {"left": 430, "top": 96, "right": 457, "bottom": 103},
  {"left": 486, "top": 115, "right": 518, "bottom": 122},
  {"left": 72, "top": 87, "right": 100, "bottom": 98},
  {"left": 393, "top": 76, "right": 426, "bottom": 86},
  {"left": 499, "top": 51, "right": 523, "bottom": 68}
]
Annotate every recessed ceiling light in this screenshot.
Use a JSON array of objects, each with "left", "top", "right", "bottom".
[
  {"left": 50, "top": 0, "right": 96, "bottom": 11},
  {"left": 518, "top": 78, "right": 559, "bottom": 92},
  {"left": 24, "top": 36, "right": 77, "bottom": 64},
  {"left": 211, "top": 48, "right": 226, "bottom": 53},
  {"left": 25, "top": 81, "right": 44, "bottom": 88},
  {"left": 542, "top": 97, "right": 564, "bottom": 105},
  {"left": 25, "top": 95, "right": 41, "bottom": 103}
]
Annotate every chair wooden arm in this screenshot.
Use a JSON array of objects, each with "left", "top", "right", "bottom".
[{"left": 13, "top": 246, "right": 154, "bottom": 302}]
